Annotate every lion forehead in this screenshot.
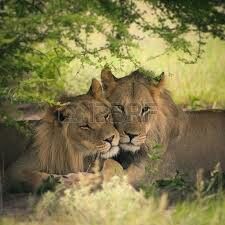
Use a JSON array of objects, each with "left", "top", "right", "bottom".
[
  {"left": 68, "top": 99, "right": 110, "bottom": 122},
  {"left": 110, "top": 80, "right": 154, "bottom": 105}
]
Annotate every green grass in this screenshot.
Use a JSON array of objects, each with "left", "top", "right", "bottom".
[
  {"left": 144, "top": 38, "right": 225, "bottom": 109},
  {"left": 65, "top": 37, "right": 225, "bottom": 109}
]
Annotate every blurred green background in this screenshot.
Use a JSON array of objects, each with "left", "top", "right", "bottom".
[
  {"left": 66, "top": 37, "right": 225, "bottom": 109},
  {"left": 1, "top": 1, "right": 225, "bottom": 110}
]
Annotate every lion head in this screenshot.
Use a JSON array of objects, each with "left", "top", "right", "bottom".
[
  {"left": 101, "top": 69, "right": 183, "bottom": 153},
  {"left": 35, "top": 79, "right": 120, "bottom": 174}
]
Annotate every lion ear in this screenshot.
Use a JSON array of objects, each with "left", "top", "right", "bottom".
[
  {"left": 43, "top": 102, "right": 70, "bottom": 123},
  {"left": 54, "top": 103, "right": 71, "bottom": 122},
  {"left": 101, "top": 68, "right": 117, "bottom": 95},
  {"left": 88, "top": 78, "right": 103, "bottom": 99},
  {"left": 155, "top": 72, "right": 165, "bottom": 88},
  {"left": 150, "top": 72, "right": 165, "bottom": 97}
]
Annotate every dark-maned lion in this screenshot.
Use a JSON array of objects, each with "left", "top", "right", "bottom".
[
  {"left": 5, "top": 79, "right": 120, "bottom": 192},
  {"left": 101, "top": 68, "right": 225, "bottom": 186}
]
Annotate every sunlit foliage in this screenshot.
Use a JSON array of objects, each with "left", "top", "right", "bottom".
[{"left": 0, "top": 1, "right": 224, "bottom": 104}]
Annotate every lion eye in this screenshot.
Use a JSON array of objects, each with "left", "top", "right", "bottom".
[
  {"left": 142, "top": 106, "right": 150, "bottom": 115},
  {"left": 80, "top": 124, "right": 91, "bottom": 130},
  {"left": 115, "top": 105, "right": 125, "bottom": 113}
]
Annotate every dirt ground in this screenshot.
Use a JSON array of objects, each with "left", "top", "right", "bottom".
[{"left": 1, "top": 193, "right": 37, "bottom": 217}]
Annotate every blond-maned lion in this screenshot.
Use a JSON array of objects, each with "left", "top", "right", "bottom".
[
  {"left": 101, "top": 68, "right": 225, "bottom": 185},
  {"left": 5, "top": 79, "right": 120, "bottom": 192}
]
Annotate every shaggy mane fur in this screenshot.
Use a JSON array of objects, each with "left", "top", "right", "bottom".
[
  {"left": 146, "top": 89, "right": 186, "bottom": 149},
  {"left": 34, "top": 118, "right": 84, "bottom": 175}
]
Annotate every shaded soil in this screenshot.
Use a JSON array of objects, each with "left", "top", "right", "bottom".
[{"left": 1, "top": 193, "right": 37, "bottom": 217}]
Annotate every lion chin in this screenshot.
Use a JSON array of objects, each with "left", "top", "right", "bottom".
[
  {"left": 119, "top": 143, "right": 140, "bottom": 153},
  {"left": 101, "top": 146, "right": 120, "bottom": 159}
]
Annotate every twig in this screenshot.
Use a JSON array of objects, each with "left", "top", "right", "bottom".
[{"left": 147, "top": 47, "right": 172, "bottom": 61}]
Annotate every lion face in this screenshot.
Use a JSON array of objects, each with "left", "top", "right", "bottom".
[
  {"left": 44, "top": 79, "right": 120, "bottom": 160},
  {"left": 101, "top": 69, "right": 164, "bottom": 153}
]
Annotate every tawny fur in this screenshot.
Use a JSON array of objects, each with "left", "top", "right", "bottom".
[
  {"left": 101, "top": 69, "right": 225, "bottom": 185},
  {"left": 35, "top": 121, "right": 84, "bottom": 174},
  {"left": 5, "top": 79, "right": 120, "bottom": 192}
]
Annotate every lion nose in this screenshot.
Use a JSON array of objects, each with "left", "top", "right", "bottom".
[
  {"left": 104, "top": 135, "right": 115, "bottom": 144},
  {"left": 125, "top": 131, "right": 138, "bottom": 140}
]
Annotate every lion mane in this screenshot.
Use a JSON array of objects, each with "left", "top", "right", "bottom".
[
  {"left": 146, "top": 87, "right": 186, "bottom": 151},
  {"left": 34, "top": 109, "right": 84, "bottom": 174}
]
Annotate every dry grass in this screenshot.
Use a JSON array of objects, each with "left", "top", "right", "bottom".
[{"left": 1, "top": 178, "right": 225, "bottom": 225}]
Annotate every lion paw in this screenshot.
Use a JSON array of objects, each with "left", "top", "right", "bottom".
[
  {"left": 59, "top": 172, "right": 103, "bottom": 188},
  {"left": 102, "top": 159, "right": 124, "bottom": 182}
]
